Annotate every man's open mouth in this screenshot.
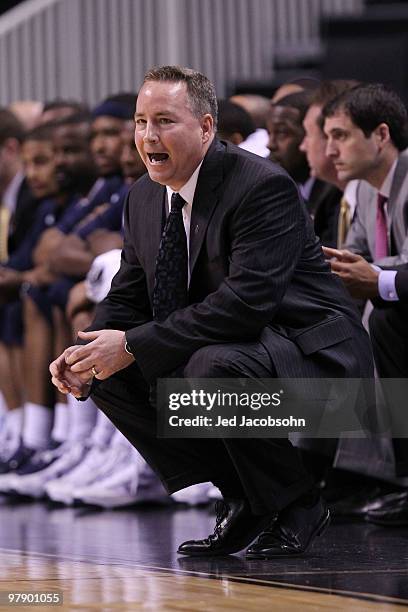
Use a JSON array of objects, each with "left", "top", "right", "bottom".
[{"left": 147, "top": 153, "right": 169, "bottom": 164}]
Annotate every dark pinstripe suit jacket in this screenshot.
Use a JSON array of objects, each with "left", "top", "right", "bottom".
[
  {"left": 90, "top": 139, "right": 373, "bottom": 382},
  {"left": 8, "top": 178, "right": 39, "bottom": 255},
  {"left": 396, "top": 269, "right": 408, "bottom": 301}
]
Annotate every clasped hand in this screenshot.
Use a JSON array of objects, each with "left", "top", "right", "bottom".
[{"left": 49, "top": 329, "right": 135, "bottom": 398}]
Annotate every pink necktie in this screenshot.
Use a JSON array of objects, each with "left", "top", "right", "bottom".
[{"left": 375, "top": 193, "right": 388, "bottom": 259}]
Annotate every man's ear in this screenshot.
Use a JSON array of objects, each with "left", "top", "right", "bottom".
[
  {"left": 230, "top": 132, "right": 244, "bottom": 145},
  {"left": 374, "top": 123, "right": 391, "bottom": 148},
  {"left": 201, "top": 114, "right": 214, "bottom": 143},
  {"left": 1, "top": 137, "right": 21, "bottom": 159}
]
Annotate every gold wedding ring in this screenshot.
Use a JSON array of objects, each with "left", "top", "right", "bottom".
[{"left": 91, "top": 366, "right": 98, "bottom": 377}]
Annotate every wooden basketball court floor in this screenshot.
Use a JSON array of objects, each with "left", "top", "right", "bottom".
[{"left": 0, "top": 495, "right": 407, "bottom": 611}]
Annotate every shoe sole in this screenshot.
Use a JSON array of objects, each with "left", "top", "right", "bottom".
[
  {"left": 246, "top": 509, "right": 331, "bottom": 559},
  {"left": 177, "top": 548, "right": 242, "bottom": 557}
]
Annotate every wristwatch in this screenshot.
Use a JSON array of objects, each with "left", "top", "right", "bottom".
[{"left": 124, "top": 336, "right": 134, "bottom": 357}]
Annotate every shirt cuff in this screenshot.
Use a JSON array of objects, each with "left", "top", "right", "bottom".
[{"left": 378, "top": 270, "right": 399, "bottom": 301}]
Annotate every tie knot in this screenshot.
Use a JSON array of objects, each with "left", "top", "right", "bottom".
[
  {"left": 171, "top": 192, "right": 185, "bottom": 214},
  {"left": 377, "top": 193, "right": 388, "bottom": 211}
]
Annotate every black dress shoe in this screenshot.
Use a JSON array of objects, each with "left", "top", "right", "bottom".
[
  {"left": 365, "top": 491, "right": 408, "bottom": 526},
  {"left": 177, "top": 498, "right": 272, "bottom": 557},
  {"left": 330, "top": 485, "right": 402, "bottom": 519},
  {"left": 246, "top": 497, "right": 330, "bottom": 559}
]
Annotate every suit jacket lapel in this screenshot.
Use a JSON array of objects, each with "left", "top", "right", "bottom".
[
  {"left": 189, "top": 139, "right": 225, "bottom": 277},
  {"left": 143, "top": 182, "right": 166, "bottom": 295}
]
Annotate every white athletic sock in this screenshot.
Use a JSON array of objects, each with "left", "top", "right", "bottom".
[
  {"left": 22, "top": 402, "right": 53, "bottom": 450},
  {"left": 51, "top": 402, "right": 71, "bottom": 443},
  {"left": 0, "top": 393, "right": 7, "bottom": 435},
  {"left": 90, "top": 410, "right": 115, "bottom": 446},
  {"left": 1, "top": 407, "right": 24, "bottom": 458},
  {"left": 0, "top": 392, "right": 7, "bottom": 417},
  {"left": 5, "top": 407, "right": 24, "bottom": 438},
  {"left": 67, "top": 395, "right": 97, "bottom": 441}
]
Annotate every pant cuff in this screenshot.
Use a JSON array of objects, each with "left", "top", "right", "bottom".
[{"left": 249, "top": 475, "right": 315, "bottom": 515}]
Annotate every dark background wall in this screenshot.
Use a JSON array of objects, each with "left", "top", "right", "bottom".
[
  {"left": 0, "top": 1, "right": 24, "bottom": 17},
  {"left": 321, "top": 3, "right": 408, "bottom": 105}
]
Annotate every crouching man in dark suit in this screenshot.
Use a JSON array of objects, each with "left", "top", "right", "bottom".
[{"left": 50, "top": 66, "right": 373, "bottom": 558}]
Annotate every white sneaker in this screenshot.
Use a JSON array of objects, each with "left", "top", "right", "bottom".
[
  {"left": 73, "top": 452, "right": 167, "bottom": 508},
  {"left": 11, "top": 441, "right": 89, "bottom": 498},
  {"left": 46, "top": 443, "right": 132, "bottom": 505},
  {"left": 207, "top": 485, "right": 223, "bottom": 500},
  {"left": 171, "top": 482, "right": 213, "bottom": 506},
  {"left": 0, "top": 472, "right": 15, "bottom": 493},
  {"left": 0, "top": 432, "right": 21, "bottom": 462},
  {"left": 0, "top": 444, "right": 35, "bottom": 493}
]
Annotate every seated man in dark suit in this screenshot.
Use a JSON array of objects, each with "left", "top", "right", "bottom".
[
  {"left": 217, "top": 99, "right": 256, "bottom": 147},
  {"left": 229, "top": 93, "right": 271, "bottom": 158},
  {"left": 0, "top": 108, "right": 40, "bottom": 263},
  {"left": 368, "top": 275, "right": 408, "bottom": 526},
  {"left": 322, "top": 245, "right": 408, "bottom": 523},
  {"left": 300, "top": 80, "right": 359, "bottom": 248},
  {"left": 322, "top": 83, "right": 408, "bottom": 522},
  {"left": 267, "top": 90, "right": 344, "bottom": 248},
  {"left": 323, "top": 83, "right": 408, "bottom": 267},
  {"left": 50, "top": 65, "right": 373, "bottom": 559}
]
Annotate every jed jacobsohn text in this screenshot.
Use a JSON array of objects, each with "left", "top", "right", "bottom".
[
  {"left": 163, "top": 388, "right": 307, "bottom": 436},
  {"left": 168, "top": 414, "right": 306, "bottom": 428},
  {"left": 168, "top": 389, "right": 282, "bottom": 411}
]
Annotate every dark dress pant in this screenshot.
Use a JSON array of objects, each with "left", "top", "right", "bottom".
[
  {"left": 369, "top": 305, "right": 408, "bottom": 477},
  {"left": 92, "top": 340, "right": 313, "bottom": 515}
]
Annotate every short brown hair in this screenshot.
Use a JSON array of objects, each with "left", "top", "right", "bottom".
[
  {"left": 322, "top": 82, "right": 408, "bottom": 151},
  {"left": 311, "top": 80, "right": 359, "bottom": 133},
  {"left": 0, "top": 108, "right": 25, "bottom": 146},
  {"left": 143, "top": 65, "right": 218, "bottom": 128},
  {"left": 23, "top": 124, "right": 55, "bottom": 144}
]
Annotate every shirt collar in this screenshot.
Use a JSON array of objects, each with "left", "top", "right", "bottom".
[
  {"left": 343, "top": 179, "right": 360, "bottom": 218},
  {"left": 379, "top": 158, "right": 398, "bottom": 199},
  {"left": 3, "top": 170, "right": 25, "bottom": 213},
  {"left": 298, "top": 176, "right": 315, "bottom": 202},
  {"left": 166, "top": 160, "right": 204, "bottom": 209}
]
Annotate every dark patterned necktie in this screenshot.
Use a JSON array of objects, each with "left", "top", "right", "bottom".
[
  {"left": 375, "top": 193, "right": 388, "bottom": 259},
  {"left": 152, "top": 193, "right": 188, "bottom": 321}
]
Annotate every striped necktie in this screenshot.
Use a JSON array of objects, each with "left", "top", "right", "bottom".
[
  {"left": 337, "top": 196, "right": 351, "bottom": 248},
  {"left": 0, "top": 207, "right": 11, "bottom": 263}
]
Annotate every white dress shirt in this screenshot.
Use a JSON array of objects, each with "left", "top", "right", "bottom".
[{"left": 2, "top": 170, "right": 24, "bottom": 216}]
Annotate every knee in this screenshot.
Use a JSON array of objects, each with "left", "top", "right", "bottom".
[{"left": 184, "top": 345, "right": 245, "bottom": 378}]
